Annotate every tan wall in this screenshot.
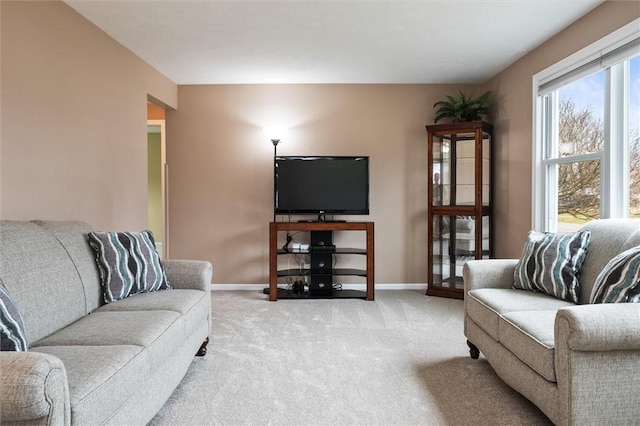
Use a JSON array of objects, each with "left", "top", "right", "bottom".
[
  {"left": 0, "top": 0, "right": 177, "bottom": 230},
  {"left": 167, "top": 84, "right": 480, "bottom": 284},
  {"left": 483, "top": 0, "right": 639, "bottom": 258}
]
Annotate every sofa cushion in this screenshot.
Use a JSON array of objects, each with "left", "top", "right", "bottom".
[
  {"left": 33, "top": 309, "right": 188, "bottom": 373},
  {"left": 590, "top": 245, "right": 640, "bottom": 303},
  {"left": 32, "top": 310, "right": 180, "bottom": 348},
  {"left": 34, "top": 221, "right": 103, "bottom": 314},
  {"left": 87, "top": 230, "right": 171, "bottom": 303},
  {"left": 467, "top": 288, "right": 574, "bottom": 341},
  {"left": 30, "top": 345, "right": 147, "bottom": 425},
  {"left": 0, "top": 221, "right": 88, "bottom": 343},
  {"left": 499, "top": 310, "right": 557, "bottom": 382},
  {"left": 513, "top": 230, "right": 591, "bottom": 303},
  {"left": 97, "top": 289, "right": 205, "bottom": 315},
  {"left": 0, "top": 279, "right": 28, "bottom": 351},
  {"left": 96, "top": 289, "right": 209, "bottom": 337}
]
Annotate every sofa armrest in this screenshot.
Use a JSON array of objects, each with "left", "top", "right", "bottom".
[
  {"left": 0, "top": 352, "right": 70, "bottom": 424},
  {"left": 554, "top": 303, "right": 640, "bottom": 425},
  {"left": 463, "top": 259, "right": 518, "bottom": 295},
  {"left": 163, "top": 259, "right": 213, "bottom": 292}
]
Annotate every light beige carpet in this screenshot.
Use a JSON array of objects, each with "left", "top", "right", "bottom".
[{"left": 149, "top": 290, "right": 552, "bottom": 425}]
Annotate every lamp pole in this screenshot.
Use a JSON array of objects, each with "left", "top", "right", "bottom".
[
  {"left": 272, "top": 139, "right": 279, "bottom": 223},
  {"left": 264, "top": 126, "right": 287, "bottom": 223}
]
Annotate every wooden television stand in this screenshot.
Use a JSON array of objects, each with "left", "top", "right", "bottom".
[{"left": 268, "top": 221, "right": 375, "bottom": 301}]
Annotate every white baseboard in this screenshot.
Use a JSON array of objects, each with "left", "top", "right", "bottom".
[{"left": 211, "top": 283, "right": 428, "bottom": 291}]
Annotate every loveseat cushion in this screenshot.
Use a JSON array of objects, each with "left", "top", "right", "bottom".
[
  {"left": 499, "top": 310, "right": 557, "bottom": 382},
  {"left": 467, "top": 288, "right": 574, "bottom": 340},
  {"left": 590, "top": 245, "right": 640, "bottom": 303},
  {"left": 576, "top": 220, "right": 640, "bottom": 304},
  {"left": 513, "top": 230, "right": 591, "bottom": 303}
]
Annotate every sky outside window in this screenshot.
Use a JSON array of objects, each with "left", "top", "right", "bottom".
[{"left": 560, "top": 55, "right": 639, "bottom": 133}]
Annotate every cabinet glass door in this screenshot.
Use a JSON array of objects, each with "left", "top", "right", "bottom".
[
  {"left": 431, "top": 130, "right": 491, "bottom": 207},
  {"left": 431, "top": 214, "right": 490, "bottom": 290}
]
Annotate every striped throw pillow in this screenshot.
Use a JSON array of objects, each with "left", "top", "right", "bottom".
[
  {"left": 590, "top": 245, "right": 640, "bottom": 303},
  {"left": 0, "top": 279, "right": 28, "bottom": 351},
  {"left": 87, "top": 230, "right": 171, "bottom": 303},
  {"left": 513, "top": 230, "right": 591, "bottom": 303}
]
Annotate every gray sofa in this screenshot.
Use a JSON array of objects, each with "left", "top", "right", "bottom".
[
  {"left": 463, "top": 218, "right": 640, "bottom": 425},
  {"left": 0, "top": 220, "right": 212, "bottom": 425}
]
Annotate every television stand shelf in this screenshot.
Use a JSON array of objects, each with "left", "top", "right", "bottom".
[
  {"left": 268, "top": 221, "right": 375, "bottom": 301},
  {"left": 266, "top": 287, "right": 371, "bottom": 300}
]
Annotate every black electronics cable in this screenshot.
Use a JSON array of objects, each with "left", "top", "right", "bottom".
[{"left": 282, "top": 232, "right": 293, "bottom": 252}]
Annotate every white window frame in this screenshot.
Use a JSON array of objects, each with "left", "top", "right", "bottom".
[{"left": 532, "top": 19, "right": 640, "bottom": 232}]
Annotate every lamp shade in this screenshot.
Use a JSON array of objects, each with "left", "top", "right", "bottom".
[{"left": 263, "top": 126, "right": 288, "bottom": 142}]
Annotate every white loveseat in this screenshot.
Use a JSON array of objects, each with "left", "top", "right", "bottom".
[{"left": 464, "top": 218, "right": 640, "bottom": 425}]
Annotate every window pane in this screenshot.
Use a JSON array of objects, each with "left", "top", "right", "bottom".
[
  {"left": 556, "top": 71, "right": 605, "bottom": 157},
  {"left": 631, "top": 138, "right": 639, "bottom": 218},
  {"left": 557, "top": 160, "right": 601, "bottom": 232},
  {"left": 629, "top": 55, "right": 640, "bottom": 219}
]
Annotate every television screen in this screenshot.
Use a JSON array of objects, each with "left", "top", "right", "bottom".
[{"left": 274, "top": 156, "right": 370, "bottom": 217}]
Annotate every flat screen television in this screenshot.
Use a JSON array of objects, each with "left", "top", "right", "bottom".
[{"left": 274, "top": 156, "right": 370, "bottom": 220}]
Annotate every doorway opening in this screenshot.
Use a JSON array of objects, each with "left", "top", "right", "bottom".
[{"left": 147, "top": 102, "right": 167, "bottom": 258}]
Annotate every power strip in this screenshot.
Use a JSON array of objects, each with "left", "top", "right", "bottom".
[{"left": 290, "top": 242, "right": 310, "bottom": 253}]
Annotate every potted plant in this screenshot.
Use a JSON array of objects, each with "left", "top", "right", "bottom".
[{"left": 433, "top": 90, "right": 492, "bottom": 123}]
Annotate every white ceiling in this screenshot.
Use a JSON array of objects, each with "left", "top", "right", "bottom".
[{"left": 64, "top": 0, "right": 604, "bottom": 85}]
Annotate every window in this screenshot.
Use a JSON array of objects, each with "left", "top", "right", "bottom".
[{"left": 533, "top": 19, "right": 640, "bottom": 232}]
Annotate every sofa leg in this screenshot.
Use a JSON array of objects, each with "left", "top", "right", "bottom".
[
  {"left": 196, "top": 337, "right": 209, "bottom": 357},
  {"left": 467, "top": 340, "right": 480, "bottom": 359}
]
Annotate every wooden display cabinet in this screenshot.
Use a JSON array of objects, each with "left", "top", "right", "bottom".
[{"left": 426, "top": 121, "right": 492, "bottom": 299}]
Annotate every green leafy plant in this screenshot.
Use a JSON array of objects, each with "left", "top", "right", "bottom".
[{"left": 433, "top": 90, "right": 492, "bottom": 123}]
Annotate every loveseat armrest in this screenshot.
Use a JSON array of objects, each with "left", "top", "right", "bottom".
[
  {"left": 554, "top": 303, "right": 640, "bottom": 425},
  {"left": 163, "top": 259, "right": 213, "bottom": 292},
  {"left": 555, "top": 303, "right": 640, "bottom": 351},
  {"left": 463, "top": 259, "right": 518, "bottom": 295},
  {"left": 0, "top": 352, "right": 70, "bottom": 424}
]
